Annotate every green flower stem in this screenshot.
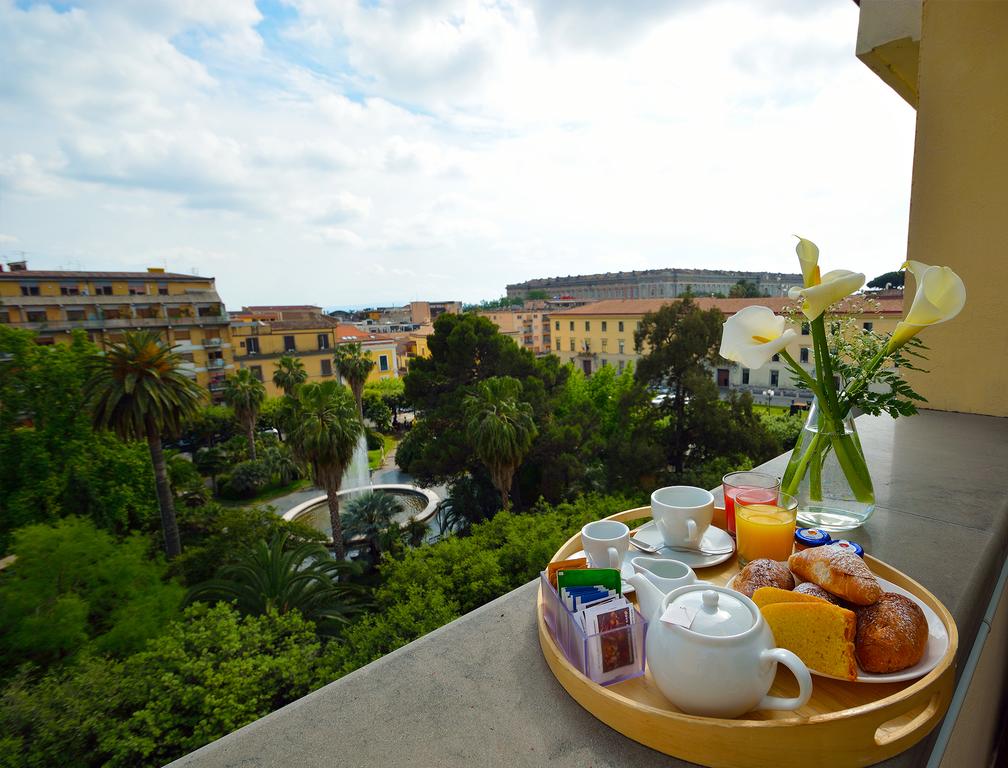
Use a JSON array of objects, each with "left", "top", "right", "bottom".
[
  {"left": 838, "top": 345, "right": 889, "bottom": 417},
  {"left": 810, "top": 315, "right": 841, "bottom": 415},
  {"left": 778, "top": 349, "right": 824, "bottom": 401}
]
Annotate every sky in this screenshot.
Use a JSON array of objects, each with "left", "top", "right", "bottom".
[{"left": 0, "top": 0, "right": 916, "bottom": 310}]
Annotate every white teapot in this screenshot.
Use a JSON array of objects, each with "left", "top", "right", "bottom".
[{"left": 627, "top": 575, "right": 813, "bottom": 718}]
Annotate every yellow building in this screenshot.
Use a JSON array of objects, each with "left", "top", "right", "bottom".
[
  {"left": 476, "top": 307, "right": 551, "bottom": 354},
  {"left": 548, "top": 296, "right": 903, "bottom": 394},
  {"left": 0, "top": 264, "right": 234, "bottom": 398},
  {"left": 230, "top": 315, "right": 399, "bottom": 398}
]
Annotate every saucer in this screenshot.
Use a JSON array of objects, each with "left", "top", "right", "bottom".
[{"left": 629, "top": 522, "right": 735, "bottom": 569}]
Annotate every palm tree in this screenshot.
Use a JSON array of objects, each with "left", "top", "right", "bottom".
[
  {"left": 333, "top": 342, "right": 374, "bottom": 416},
  {"left": 85, "top": 329, "right": 206, "bottom": 558},
  {"left": 463, "top": 376, "right": 538, "bottom": 510},
  {"left": 342, "top": 491, "right": 403, "bottom": 563},
  {"left": 287, "top": 380, "right": 363, "bottom": 560},
  {"left": 186, "top": 532, "right": 365, "bottom": 636},
  {"left": 273, "top": 355, "right": 307, "bottom": 398},
  {"left": 263, "top": 443, "right": 300, "bottom": 485},
  {"left": 223, "top": 369, "right": 265, "bottom": 461}
]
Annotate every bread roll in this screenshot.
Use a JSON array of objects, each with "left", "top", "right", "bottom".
[
  {"left": 788, "top": 545, "right": 882, "bottom": 606},
  {"left": 794, "top": 582, "right": 842, "bottom": 605},
  {"left": 855, "top": 593, "right": 928, "bottom": 673},
  {"left": 734, "top": 559, "right": 794, "bottom": 598}
]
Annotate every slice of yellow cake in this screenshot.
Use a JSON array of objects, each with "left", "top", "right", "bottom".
[
  {"left": 752, "top": 586, "right": 830, "bottom": 608},
  {"left": 760, "top": 602, "right": 858, "bottom": 681}
]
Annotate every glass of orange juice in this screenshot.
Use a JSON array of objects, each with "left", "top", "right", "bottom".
[{"left": 735, "top": 491, "right": 798, "bottom": 566}]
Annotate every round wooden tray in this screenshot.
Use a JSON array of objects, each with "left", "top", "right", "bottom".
[{"left": 537, "top": 506, "right": 959, "bottom": 768}]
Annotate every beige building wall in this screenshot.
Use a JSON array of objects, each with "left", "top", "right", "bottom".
[{"left": 898, "top": 0, "right": 1008, "bottom": 416}]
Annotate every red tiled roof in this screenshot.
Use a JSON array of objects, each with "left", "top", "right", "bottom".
[
  {"left": 0, "top": 270, "right": 208, "bottom": 281},
  {"left": 242, "top": 305, "right": 322, "bottom": 311}
]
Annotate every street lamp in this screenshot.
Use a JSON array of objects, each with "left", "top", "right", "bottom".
[{"left": 762, "top": 389, "right": 775, "bottom": 412}]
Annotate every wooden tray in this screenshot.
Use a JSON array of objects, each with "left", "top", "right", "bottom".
[{"left": 537, "top": 506, "right": 959, "bottom": 768}]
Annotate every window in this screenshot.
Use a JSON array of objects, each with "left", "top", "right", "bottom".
[
  {"left": 618, "top": 360, "right": 625, "bottom": 374},
  {"left": 555, "top": 338, "right": 560, "bottom": 351},
  {"left": 20, "top": 285, "right": 40, "bottom": 296},
  {"left": 569, "top": 338, "right": 575, "bottom": 352},
  {"left": 283, "top": 335, "right": 296, "bottom": 352},
  {"left": 770, "top": 370, "right": 779, "bottom": 387},
  {"left": 618, "top": 321, "right": 624, "bottom": 332},
  {"left": 801, "top": 323, "right": 809, "bottom": 336},
  {"left": 555, "top": 321, "right": 559, "bottom": 331},
  {"left": 128, "top": 284, "right": 146, "bottom": 295},
  {"left": 742, "top": 368, "right": 750, "bottom": 384},
  {"left": 250, "top": 365, "right": 263, "bottom": 382},
  {"left": 96, "top": 284, "right": 113, "bottom": 296},
  {"left": 321, "top": 359, "right": 333, "bottom": 376},
  {"left": 585, "top": 321, "right": 590, "bottom": 331},
  {"left": 246, "top": 337, "right": 260, "bottom": 354},
  {"left": 158, "top": 284, "right": 169, "bottom": 296},
  {"left": 771, "top": 353, "right": 780, "bottom": 362},
  {"left": 618, "top": 339, "right": 625, "bottom": 354},
  {"left": 0, "top": 311, "right": 8, "bottom": 323},
  {"left": 601, "top": 321, "right": 607, "bottom": 332},
  {"left": 379, "top": 354, "right": 389, "bottom": 372},
  {"left": 601, "top": 338, "right": 608, "bottom": 350},
  {"left": 601, "top": 359, "right": 609, "bottom": 368},
  {"left": 66, "top": 309, "right": 85, "bottom": 321},
  {"left": 27, "top": 310, "right": 46, "bottom": 322},
  {"left": 60, "top": 285, "right": 80, "bottom": 296},
  {"left": 800, "top": 347, "right": 809, "bottom": 364},
  {"left": 174, "top": 330, "right": 191, "bottom": 341},
  {"left": 317, "top": 333, "right": 330, "bottom": 350},
  {"left": 863, "top": 321, "right": 873, "bottom": 332},
  {"left": 569, "top": 321, "right": 574, "bottom": 331}
]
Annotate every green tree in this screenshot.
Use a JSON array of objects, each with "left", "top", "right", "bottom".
[
  {"left": 0, "top": 517, "right": 183, "bottom": 675},
  {"left": 867, "top": 270, "right": 905, "bottom": 289},
  {"left": 463, "top": 377, "right": 538, "bottom": 509},
  {"left": 729, "top": 279, "right": 762, "bottom": 298},
  {"left": 342, "top": 491, "right": 402, "bottom": 563},
  {"left": 287, "top": 380, "right": 363, "bottom": 560},
  {"left": 272, "top": 355, "right": 307, "bottom": 397},
  {"left": 362, "top": 392, "right": 392, "bottom": 431},
  {"left": 86, "top": 330, "right": 206, "bottom": 558},
  {"left": 187, "top": 533, "right": 364, "bottom": 635},
  {"left": 634, "top": 298, "right": 725, "bottom": 474},
  {"left": 332, "top": 342, "right": 375, "bottom": 416},
  {"left": 222, "top": 369, "right": 266, "bottom": 462},
  {"left": 180, "top": 404, "right": 236, "bottom": 451}
]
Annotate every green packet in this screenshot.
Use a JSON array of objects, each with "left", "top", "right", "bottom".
[{"left": 556, "top": 567, "right": 622, "bottom": 595}]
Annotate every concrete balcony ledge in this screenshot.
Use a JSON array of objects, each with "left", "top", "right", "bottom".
[{"left": 170, "top": 410, "right": 1008, "bottom": 768}]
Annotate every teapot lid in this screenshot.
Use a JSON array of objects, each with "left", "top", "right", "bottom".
[{"left": 669, "top": 587, "right": 754, "bottom": 637}]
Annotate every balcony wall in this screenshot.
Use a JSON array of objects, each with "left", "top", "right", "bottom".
[{"left": 170, "top": 410, "right": 1008, "bottom": 768}]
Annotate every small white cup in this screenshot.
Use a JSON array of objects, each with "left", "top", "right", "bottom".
[
  {"left": 651, "top": 486, "right": 714, "bottom": 548},
  {"left": 581, "top": 519, "right": 630, "bottom": 570}
]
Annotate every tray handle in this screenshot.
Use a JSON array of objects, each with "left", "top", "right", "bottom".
[{"left": 873, "top": 692, "right": 942, "bottom": 747}]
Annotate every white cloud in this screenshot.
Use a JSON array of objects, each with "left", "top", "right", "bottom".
[{"left": 0, "top": 0, "right": 915, "bottom": 307}]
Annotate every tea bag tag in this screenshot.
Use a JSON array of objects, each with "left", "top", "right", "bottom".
[{"left": 660, "top": 602, "right": 699, "bottom": 629}]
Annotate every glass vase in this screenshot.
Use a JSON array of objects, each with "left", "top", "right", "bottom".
[{"left": 780, "top": 399, "right": 875, "bottom": 531}]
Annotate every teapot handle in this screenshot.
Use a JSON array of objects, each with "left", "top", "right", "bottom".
[{"left": 756, "top": 649, "right": 813, "bottom": 712}]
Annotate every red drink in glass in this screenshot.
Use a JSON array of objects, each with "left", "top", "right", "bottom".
[{"left": 722, "top": 471, "right": 780, "bottom": 537}]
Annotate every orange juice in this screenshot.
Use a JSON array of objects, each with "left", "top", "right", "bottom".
[{"left": 736, "top": 504, "right": 795, "bottom": 565}]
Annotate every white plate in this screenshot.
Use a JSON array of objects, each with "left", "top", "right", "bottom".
[
  {"left": 629, "top": 522, "right": 735, "bottom": 570},
  {"left": 725, "top": 573, "right": 948, "bottom": 683}
]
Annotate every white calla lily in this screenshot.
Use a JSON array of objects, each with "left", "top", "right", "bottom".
[
  {"left": 888, "top": 260, "right": 966, "bottom": 351},
  {"left": 719, "top": 305, "right": 798, "bottom": 369},
  {"left": 787, "top": 269, "right": 865, "bottom": 321},
  {"left": 795, "top": 236, "right": 821, "bottom": 287}
]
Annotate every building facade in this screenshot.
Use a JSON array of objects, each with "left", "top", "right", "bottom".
[
  {"left": 475, "top": 307, "right": 552, "bottom": 354},
  {"left": 548, "top": 296, "right": 902, "bottom": 395},
  {"left": 230, "top": 316, "right": 399, "bottom": 399},
  {"left": 507, "top": 268, "right": 803, "bottom": 302},
  {"left": 0, "top": 264, "right": 234, "bottom": 397}
]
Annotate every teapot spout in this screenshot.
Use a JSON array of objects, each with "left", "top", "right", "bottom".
[{"left": 627, "top": 572, "right": 666, "bottom": 623}]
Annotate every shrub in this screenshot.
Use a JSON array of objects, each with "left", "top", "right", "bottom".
[
  {"left": 224, "top": 460, "right": 272, "bottom": 498},
  {"left": 364, "top": 427, "right": 383, "bottom": 451}
]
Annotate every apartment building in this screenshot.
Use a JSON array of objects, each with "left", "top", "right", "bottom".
[
  {"left": 548, "top": 296, "right": 903, "bottom": 393},
  {"left": 508, "top": 268, "right": 804, "bottom": 302},
  {"left": 475, "top": 307, "right": 551, "bottom": 354},
  {"left": 230, "top": 315, "right": 399, "bottom": 398},
  {"left": 0, "top": 263, "right": 234, "bottom": 397}
]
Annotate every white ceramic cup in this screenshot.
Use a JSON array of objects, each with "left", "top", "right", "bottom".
[
  {"left": 581, "top": 519, "right": 630, "bottom": 570},
  {"left": 651, "top": 486, "right": 714, "bottom": 548}
]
